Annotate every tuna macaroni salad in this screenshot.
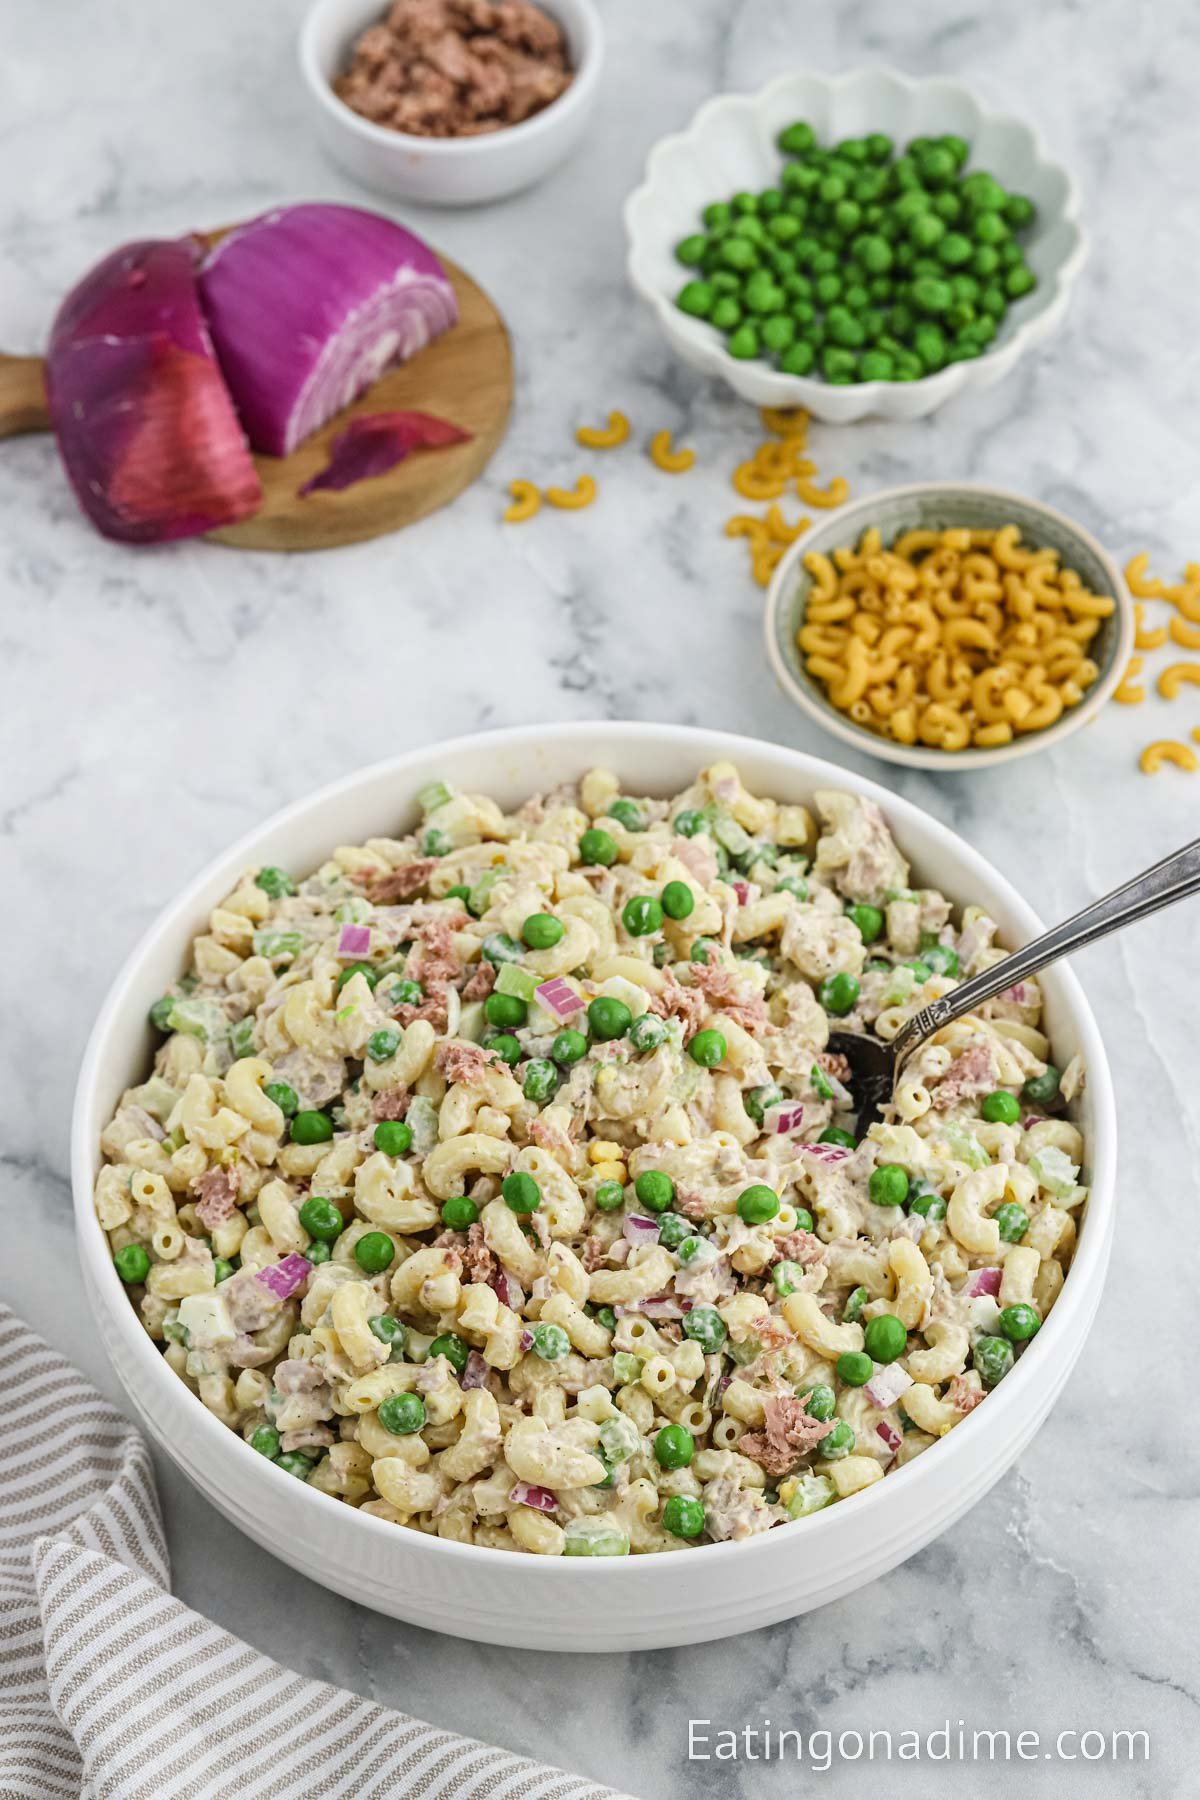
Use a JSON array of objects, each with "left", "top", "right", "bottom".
[{"left": 95, "top": 764, "right": 1086, "bottom": 1556}]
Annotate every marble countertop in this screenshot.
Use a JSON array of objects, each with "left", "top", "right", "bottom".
[{"left": 2, "top": 0, "right": 1197, "bottom": 1793}]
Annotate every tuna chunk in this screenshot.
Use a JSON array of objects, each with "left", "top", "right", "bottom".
[
  {"left": 192, "top": 1165, "right": 240, "bottom": 1230},
  {"left": 738, "top": 1394, "right": 834, "bottom": 1478}
]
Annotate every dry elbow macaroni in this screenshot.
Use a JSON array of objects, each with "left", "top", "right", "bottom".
[
  {"left": 97, "top": 769, "right": 1084, "bottom": 1555},
  {"left": 800, "top": 523, "right": 1113, "bottom": 750}
]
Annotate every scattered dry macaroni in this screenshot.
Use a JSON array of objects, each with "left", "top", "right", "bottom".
[
  {"left": 1113, "top": 656, "right": 1145, "bottom": 705},
  {"left": 1139, "top": 740, "right": 1198, "bottom": 775},
  {"left": 575, "top": 412, "right": 630, "bottom": 450},
  {"left": 545, "top": 475, "right": 597, "bottom": 510},
  {"left": 799, "top": 524, "right": 1114, "bottom": 751},
  {"left": 649, "top": 430, "right": 695, "bottom": 474},
  {"left": 726, "top": 411, "right": 845, "bottom": 588},
  {"left": 503, "top": 480, "right": 541, "bottom": 523},
  {"left": 97, "top": 771, "right": 1084, "bottom": 1555}
]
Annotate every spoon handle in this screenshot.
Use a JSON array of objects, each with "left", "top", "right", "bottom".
[{"left": 894, "top": 835, "right": 1200, "bottom": 1062}]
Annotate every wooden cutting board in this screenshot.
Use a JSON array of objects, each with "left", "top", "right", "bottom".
[{"left": 0, "top": 254, "right": 512, "bottom": 552}]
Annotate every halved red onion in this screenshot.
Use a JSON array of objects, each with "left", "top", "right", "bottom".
[
  {"left": 199, "top": 205, "right": 458, "bottom": 455},
  {"left": 509, "top": 1481, "right": 557, "bottom": 1513},
  {"left": 44, "top": 237, "right": 261, "bottom": 543},
  {"left": 337, "top": 923, "right": 371, "bottom": 959}
]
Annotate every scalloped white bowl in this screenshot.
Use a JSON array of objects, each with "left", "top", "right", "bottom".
[
  {"left": 625, "top": 69, "right": 1087, "bottom": 421},
  {"left": 72, "top": 724, "right": 1115, "bottom": 1650}
]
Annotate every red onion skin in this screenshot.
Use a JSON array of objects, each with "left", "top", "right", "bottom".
[
  {"left": 44, "top": 238, "right": 261, "bottom": 543},
  {"left": 299, "top": 411, "right": 469, "bottom": 496},
  {"left": 199, "top": 205, "right": 458, "bottom": 456}
]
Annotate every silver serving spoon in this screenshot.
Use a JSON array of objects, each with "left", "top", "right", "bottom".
[{"left": 828, "top": 834, "right": 1200, "bottom": 1139}]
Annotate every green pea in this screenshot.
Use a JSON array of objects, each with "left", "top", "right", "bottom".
[
  {"left": 819, "top": 972, "right": 860, "bottom": 1016},
  {"left": 995, "top": 1202, "right": 1029, "bottom": 1244},
  {"left": 905, "top": 959, "right": 933, "bottom": 983},
  {"left": 909, "top": 1190, "right": 948, "bottom": 1222},
  {"left": 672, "top": 808, "right": 707, "bottom": 837},
  {"left": 213, "top": 1258, "right": 235, "bottom": 1283},
  {"left": 711, "top": 296, "right": 743, "bottom": 331},
  {"left": 628, "top": 1013, "right": 668, "bottom": 1052},
  {"left": 378, "top": 1392, "right": 426, "bottom": 1435},
  {"left": 922, "top": 942, "right": 960, "bottom": 976},
  {"left": 979, "top": 285, "right": 1008, "bottom": 320},
  {"left": 551, "top": 1028, "right": 589, "bottom": 1066},
  {"left": 635, "top": 1169, "right": 675, "bottom": 1213},
  {"left": 837, "top": 1350, "right": 873, "bottom": 1387},
  {"left": 305, "top": 1242, "right": 331, "bottom": 1265},
  {"left": 369, "top": 1314, "right": 407, "bottom": 1353},
  {"left": 863, "top": 1313, "right": 907, "bottom": 1363},
  {"left": 579, "top": 827, "right": 618, "bottom": 867},
  {"left": 250, "top": 1425, "right": 281, "bottom": 1459},
  {"left": 909, "top": 211, "right": 945, "bottom": 250},
  {"left": 429, "top": 1332, "right": 470, "bottom": 1373},
  {"left": 441, "top": 1195, "right": 479, "bottom": 1231},
  {"left": 814, "top": 272, "right": 842, "bottom": 307},
  {"left": 374, "top": 1120, "right": 412, "bottom": 1157},
  {"left": 264, "top": 1081, "right": 298, "bottom": 1117},
  {"left": 531, "top": 1321, "right": 571, "bottom": 1361},
  {"left": 778, "top": 120, "right": 817, "bottom": 155},
  {"left": 594, "top": 1180, "right": 626, "bottom": 1212},
  {"left": 594, "top": 1306, "right": 617, "bottom": 1332},
  {"left": 962, "top": 171, "right": 1007, "bottom": 212},
  {"left": 917, "top": 145, "right": 956, "bottom": 187},
  {"left": 845, "top": 902, "right": 884, "bottom": 943},
  {"left": 654, "top": 1424, "right": 694, "bottom": 1470},
  {"left": 744, "top": 1082, "right": 784, "bottom": 1124},
  {"left": 745, "top": 278, "right": 785, "bottom": 316},
  {"left": 973, "top": 1335, "right": 1014, "bottom": 1389},
  {"left": 113, "top": 1244, "right": 151, "bottom": 1285},
  {"left": 354, "top": 1231, "right": 395, "bottom": 1275},
  {"left": 255, "top": 865, "right": 296, "bottom": 899},
  {"left": 821, "top": 1418, "right": 856, "bottom": 1459},
  {"left": 999, "top": 1303, "right": 1040, "bottom": 1343},
  {"left": 606, "top": 798, "right": 642, "bottom": 832},
  {"left": 485, "top": 992, "right": 527, "bottom": 1029},
  {"left": 819, "top": 1125, "right": 857, "bottom": 1149},
  {"left": 654, "top": 880, "right": 694, "bottom": 925},
  {"left": 446, "top": 884, "right": 472, "bottom": 903},
  {"left": 772, "top": 1259, "right": 804, "bottom": 1297},
  {"left": 677, "top": 280, "right": 716, "bottom": 318},
  {"left": 676, "top": 232, "right": 709, "bottom": 266},
  {"left": 779, "top": 341, "right": 816, "bottom": 375},
  {"left": 704, "top": 200, "right": 732, "bottom": 230},
  {"left": 291, "top": 1110, "right": 333, "bottom": 1146},
  {"left": 148, "top": 995, "right": 176, "bottom": 1033},
  {"left": 1022, "top": 1065, "right": 1061, "bottom": 1106},
  {"left": 981, "top": 1090, "right": 1021, "bottom": 1125},
  {"left": 683, "top": 1305, "right": 727, "bottom": 1352},
  {"left": 1004, "top": 193, "right": 1036, "bottom": 230},
  {"left": 522, "top": 912, "right": 563, "bottom": 950},
  {"left": 776, "top": 875, "right": 809, "bottom": 901},
  {"left": 912, "top": 275, "right": 953, "bottom": 314},
  {"left": 588, "top": 996, "right": 632, "bottom": 1041},
  {"left": 663, "top": 1495, "right": 705, "bottom": 1539},
  {"left": 728, "top": 324, "right": 761, "bottom": 359},
  {"left": 761, "top": 314, "right": 796, "bottom": 352},
  {"left": 657, "top": 1213, "right": 691, "bottom": 1250},
  {"left": 367, "top": 1027, "right": 401, "bottom": 1063},
  {"left": 793, "top": 1206, "right": 815, "bottom": 1232},
  {"left": 623, "top": 895, "right": 664, "bottom": 937},
  {"left": 502, "top": 1171, "right": 540, "bottom": 1214},
  {"left": 737, "top": 1183, "right": 780, "bottom": 1225},
  {"left": 382, "top": 977, "right": 422, "bottom": 1009},
  {"left": 486, "top": 1033, "right": 522, "bottom": 1066},
  {"left": 688, "top": 1028, "right": 727, "bottom": 1068},
  {"left": 719, "top": 236, "right": 758, "bottom": 273},
  {"left": 482, "top": 932, "right": 523, "bottom": 965},
  {"left": 298, "top": 1196, "right": 344, "bottom": 1241},
  {"left": 521, "top": 1058, "right": 557, "bottom": 1105},
  {"left": 869, "top": 1164, "right": 909, "bottom": 1208},
  {"left": 1005, "top": 265, "right": 1036, "bottom": 299},
  {"left": 843, "top": 1286, "right": 869, "bottom": 1324}
]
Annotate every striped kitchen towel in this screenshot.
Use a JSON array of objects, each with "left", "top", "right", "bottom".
[{"left": 0, "top": 1303, "right": 634, "bottom": 1800}]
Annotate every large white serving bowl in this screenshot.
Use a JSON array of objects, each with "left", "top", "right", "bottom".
[
  {"left": 625, "top": 68, "right": 1087, "bottom": 422},
  {"left": 300, "top": 0, "right": 604, "bottom": 207},
  {"left": 73, "top": 723, "right": 1116, "bottom": 1651}
]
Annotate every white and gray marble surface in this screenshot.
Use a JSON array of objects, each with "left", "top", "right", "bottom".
[{"left": 2, "top": 0, "right": 1197, "bottom": 1793}]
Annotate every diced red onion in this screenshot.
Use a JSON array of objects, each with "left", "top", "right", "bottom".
[
  {"left": 766, "top": 1102, "right": 808, "bottom": 1135},
  {"left": 865, "top": 1364, "right": 913, "bottom": 1410},
  {"left": 254, "top": 1253, "right": 311, "bottom": 1301},
  {"left": 1001, "top": 982, "right": 1033, "bottom": 1004},
  {"left": 519, "top": 1327, "right": 534, "bottom": 1352},
  {"left": 967, "top": 1266, "right": 1002, "bottom": 1298},
  {"left": 623, "top": 1214, "right": 661, "bottom": 1246},
  {"left": 798, "top": 1141, "right": 852, "bottom": 1164},
  {"left": 876, "top": 1419, "right": 903, "bottom": 1457},
  {"left": 534, "top": 977, "right": 582, "bottom": 1019},
  {"left": 1022, "top": 1113, "right": 1041, "bottom": 1131},
  {"left": 44, "top": 237, "right": 261, "bottom": 543},
  {"left": 509, "top": 1481, "right": 557, "bottom": 1514},
  {"left": 732, "top": 881, "right": 750, "bottom": 905},
  {"left": 337, "top": 923, "right": 372, "bottom": 959},
  {"left": 199, "top": 205, "right": 458, "bottom": 455},
  {"left": 300, "top": 410, "right": 470, "bottom": 496},
  {"left": 460, "top": 1350, "right": 490, "bottom": 1390},
  {"left": 491, "top": 1269, "right": 525, "bottom": 1312}
]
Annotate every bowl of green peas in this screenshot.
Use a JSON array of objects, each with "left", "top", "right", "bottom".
[{"left": 624, "top": 68, "right": 1086, "bottom": 420}]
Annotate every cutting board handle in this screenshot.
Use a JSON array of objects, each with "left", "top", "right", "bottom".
[{"left": 0, "top": 354, "right": 51, "bottom": 437}]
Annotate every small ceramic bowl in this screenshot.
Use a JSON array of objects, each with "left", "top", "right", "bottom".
[
  {"left": 299, "top": 0, "right": 604, "bottom": 207},
  {"left": 625, "top": 68, "right": 1087, "bottom": 422},
  {"left": 764, "top": 483, "right": 1133, "bottom": 771}
]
